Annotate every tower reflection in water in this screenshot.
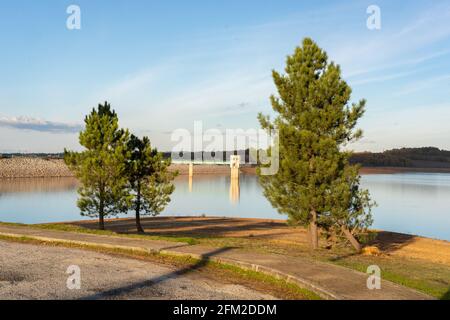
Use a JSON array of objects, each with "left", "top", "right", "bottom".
[
  {"left": 229, "top": 155, "right": 241, "bottom": 204},
  {"left": 229, "top": 176, "right": 240, "bottom": 204}
]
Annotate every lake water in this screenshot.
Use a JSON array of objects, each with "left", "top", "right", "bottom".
[{"left": 0, "top": 173, "right": 449, "bottom": 241}]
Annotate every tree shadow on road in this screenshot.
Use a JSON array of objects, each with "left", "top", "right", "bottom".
[
  {"left": 78, "top": 246, "right": 234, "bottom": 300},
  {"left": 441, "top": 287, "right": 450, "bottom": 300},
  {"left": 70, "top": 217, "right": 293, "bottom": 240}
]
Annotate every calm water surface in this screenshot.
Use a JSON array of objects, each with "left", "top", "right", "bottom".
[{"left": 0, "top": 173, "right": 449, "bottom": 241}]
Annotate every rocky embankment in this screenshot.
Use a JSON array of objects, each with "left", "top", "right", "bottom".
[
  {"left": 0, "top": 158, "right": 74, "bottom": 178},
  {"left": 0, "top": 158, "right": 253, "bottom": 178}
]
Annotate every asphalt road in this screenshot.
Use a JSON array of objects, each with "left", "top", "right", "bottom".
[{"left": 0, "top": 241, "right": 275, "bottom": 300}]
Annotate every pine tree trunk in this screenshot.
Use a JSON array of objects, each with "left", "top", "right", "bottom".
[
  {"left": 135, "top": 183, "right": 144, "bottom": 233},
  {"left": 99, "top": 212, "right": 105, "bottom": 230},
  {"left": 99, "top": 186, "right": 105, "bottom": 230},
  {"left": 341, "top": 226, "right": 361, "bottom": 252},
  {"left": 136, "top": 209, "right": 143, "bottom": 233},
  {"left": 309, "top": 210, "right": 319, "bottom": 250}
]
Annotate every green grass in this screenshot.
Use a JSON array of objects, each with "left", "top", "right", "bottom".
[
  {"left": 330, "top": 255, "right": 450, "bottom": 300},
  {"left": 0, "top": 222, "right": 199, "bottom": 245},
  {"left": 0, "top": 233, "right": 321, "bottom": 300}
]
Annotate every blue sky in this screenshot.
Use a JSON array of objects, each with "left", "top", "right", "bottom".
[{"left": 0, "top": 0, "right": 450, "bottom": 152}]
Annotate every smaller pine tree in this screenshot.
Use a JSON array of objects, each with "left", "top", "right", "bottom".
[
  {"left": 64, "top": 102, "right": 131, "bottom": 230},
  {"left": 126, "top": 134, "right": 176, "bottom": 233}
]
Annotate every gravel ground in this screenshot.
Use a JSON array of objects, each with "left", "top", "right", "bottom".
[{"left": 0, "top": 241, "right": 275, "bottom": 300}]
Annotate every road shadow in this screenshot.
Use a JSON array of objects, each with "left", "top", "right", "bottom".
[
  {"left": 441, "top": 287, "right": 450, "bottom": 300},
  {"left": 78, "top": 246, "right": 234, "bottom": 300}
]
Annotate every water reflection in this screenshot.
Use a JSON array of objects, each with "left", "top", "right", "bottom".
[
  {"left": 360, "top": 173, "right": 450, "bottom": 240},
  {"left": 0, "top": 173, "right": 449, "bottom": 240},
  {"left": 0, "top": 177, "right": 82, "bottom": 224},
  {"left": 0, "top": 177, "right": 78, "bottom": 194},
  {"left": 229, "top": 176, "right": 240, "bottom": 204}
]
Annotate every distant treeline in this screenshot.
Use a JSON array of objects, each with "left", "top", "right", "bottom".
[
  {"left": 3, "top": 147, "right": 450, "bottom": 168},
  {"left": 350, "top": 147, "right": 450, "bottom": 168}
]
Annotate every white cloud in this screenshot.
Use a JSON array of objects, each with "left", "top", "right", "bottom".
[
  {"left": 0, "top": 116, "right": 82, "bottom": 133},
  {"left": 351, "top": 69, "right": 420, "bottom": 86},
  {"left": 345, "top": 49, "right": 450, "bottom": 79},
  {"left": 332, "top": 4, "right": 450, "bottom": 79},
  {"left": 395, "top": 74, "right": 450, "bottom": 96}
]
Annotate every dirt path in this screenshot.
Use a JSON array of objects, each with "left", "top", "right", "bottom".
[{"left": 0, "top": 240, "right": 276, "bottom": 300}]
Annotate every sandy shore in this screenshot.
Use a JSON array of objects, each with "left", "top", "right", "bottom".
[{"left": 2, "top": 157, "right": 450, "bottom": 178}]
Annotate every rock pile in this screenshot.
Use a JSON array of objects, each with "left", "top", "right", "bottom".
[{"left": 0, "top": 157, "right": 74, "bottom": 178}]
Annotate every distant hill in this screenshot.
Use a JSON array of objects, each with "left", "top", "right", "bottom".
[{"left": 351, "top": 147, "right": 450, "bottom": 168}]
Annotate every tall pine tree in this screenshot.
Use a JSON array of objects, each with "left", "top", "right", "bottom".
[
  {"left": 64, "top": 102, "right": 131, "bottom": 230},
  {"left": 258, "top": 38, "right": 373, "bottom": 250}
]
